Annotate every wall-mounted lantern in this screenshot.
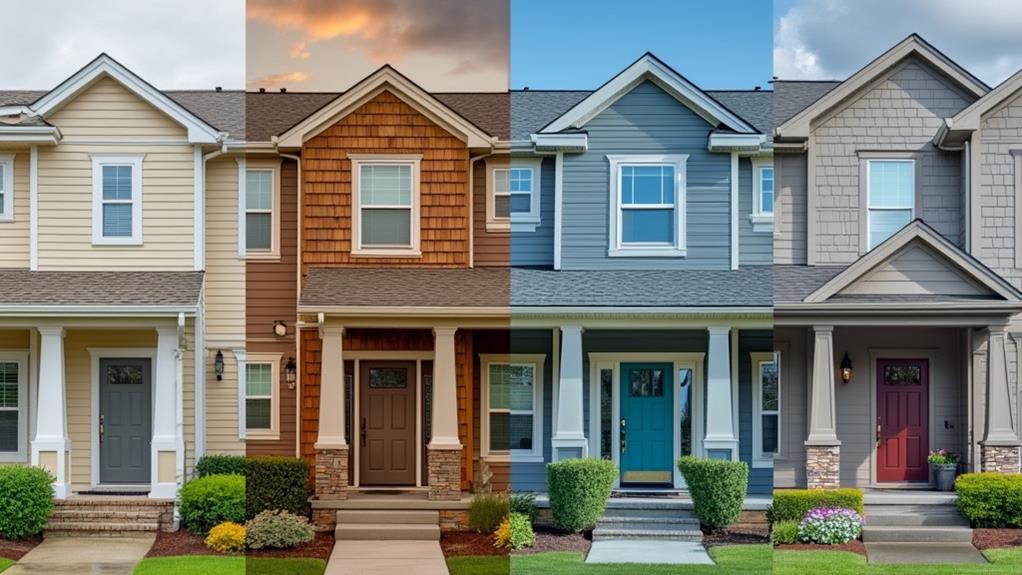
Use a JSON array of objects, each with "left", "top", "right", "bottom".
[
  {"left": 284, "top": 356, "right": 297, "bottom": 389},
  {"left": 840, "top": 352, "right": 853, "bottom": 384},
  {"left": 214, "top": 350, "right": 225, "bottom": 381},
  {"left": 273, "top": 321, "right": 287, "bottom": 337}
]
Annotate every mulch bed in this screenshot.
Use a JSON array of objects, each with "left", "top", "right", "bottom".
[
  {"left": 146, "top": 530, "right": 334, "bottom": 560},
  {"left": 973, "top": 529, "right": 1022, "bottom": 550},
  {"left": 512, "top": 527, "right": 590, "bottom": 556},
  {"left": 441, "top": 531, "right": 506, "bottom": 557},
  {"left": 0, "top": 536, "right": 42, "bottom": 561},
  {"left": 247, "top": 532, "right": 334, "bottom": 560},
  {"left": 775, "top": 540, "right": 867, "bottom": 556},
  {"left": 703, "top": 529, "right": 770, "bottom": 546}
]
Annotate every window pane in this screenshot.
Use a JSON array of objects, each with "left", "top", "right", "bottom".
[
  {"left": 622, "top": 209, "right": 673, "bottom": 243},
  {"left": 246, "top": 363, "right": 272, "bottom": 397},
  {"left": 246, "top": 170, "right": 272, "bottom": 210},
  {"left": 761, "top": 168, "right": 774, "bottom": 213},
  {"left": 762, "top": 414, "right": 778, "bottom": 454},
  {"left": 870, "top": 161, "right": 913, "bottom": 207},
  {"left": 600, "top": 369, "right": 612, "bottom": 459},
  {"left": 0, "top": 362, "right": 18, "bottom": 408},
  {"left": 869, "top": 209, "right": 912, "bottom": 248},
  {"left": 493, "top": 170, "right": 508, "bottom": 194},
  {"left": 361, "top": 164, "right": 411, "bottom": 206},
  {"left": 246, "top": 398, "right": 272, "bottom": 430},
  {"left": 509, "top": 168, "right": 532, "bottom": 193},
  {"left": 362, "top": 208, "right": 411, "bottom": 246},
  {"left": 629, "top": 369, "right": 664, "bottom": 397},
  {"left": 369, "top": 368, "right": 407, "bottom": 388},
  {"left": 679, "top": 368, "right": 692, "bottom": 457},
  {"left": 489, "top": 412, "right": 508, "bottom": 451},
  {"left": 102, "top": 204, "right": 133, "bottom": 237},
  {"left": 107, "top": 365, "right": 142, "bottom": 386},
  {"left": 102, "top": 165, "right": 132, "bottom": 201},
  {"left": 509, "top": 194, "right": 531, "bottom": 214},
  {"left": 761, "top": 362, "right": 778, "bottom": 411},
  {"left": 510, "top": 414, "right": 533, "bottom": 451},
  {"left": 246, "top": 213, "right": 272, "bottom": 251},
  {"left": 0, "top": 412, "right": 16, "bottom": 452},
  {"left": 494, "top": 195, "right": 510, "bottom": 218},
  {"left": 884, "top": 365, "right": 921, "bottom": 385},
  {"left": 508, "top": 366, "right": 534, "bottom": 411},
  {"left": 622, "top": 165, "right": 673, "bottom": 205}
]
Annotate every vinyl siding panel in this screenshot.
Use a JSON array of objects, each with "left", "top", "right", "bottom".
[
  {"left": 840, "top": 244, "right": 989, "bottom": 296},
  {"left": 205, "top": 351, "right": 243, "bottom": 455},
  {"left": 204, "top": 157, "right": 244, "bottom": 343},
  {"left": 472, "top": 159, "right": 509, "bottom": 266},
  {"left": 774, "top": 153, "right": 807, "bottom": 264},
  {"left": 510, "top": 157, "right": 555, "bottom": 267},
  {"left": 738, "top": 330, "right": 773, "bottom": 495},
  {"left": 508, "top": 330, "right": 554, "bottom": 492},
  {"left": 0, "top": 151, "right": 30, "bottom": 268},
  {"left": 738, "top": 158, "right": 772, "bottom": 265}
]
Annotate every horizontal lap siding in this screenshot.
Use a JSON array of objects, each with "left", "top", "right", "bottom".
[
  {"left": 472, "top": 160, "right": 509, "bottom": 266},
  {"left": 509, "top": 330, "right": 553, "bottom": 492},
  {"left": 775, "top": 153, "right": 807, "bottom": 264},
  {"left": 302, "top": 91, "right": 470, "bottom": 269},
  {"left": 738, "top": 330, "right": 773, "bottom": 495},
  {"left": 472, "top": 330, "right": 510, "bottom": 490},
  {"left": 0, "top": 151, "right": 30, "bottom": 268},
  {"left": 510, "top": 157, "right": 555, "bottom": 266},
  {"left": 738, "top": 158, "right": 772, "bottom": 265}
]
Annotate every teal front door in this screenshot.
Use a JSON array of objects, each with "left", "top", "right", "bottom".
[{"left": 620, "top": 363, "right": 673, "bottom": 485}]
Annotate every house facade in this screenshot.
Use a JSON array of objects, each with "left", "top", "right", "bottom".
[{"left": 773, "top": 35, "right": 1022, "bottom": 490}]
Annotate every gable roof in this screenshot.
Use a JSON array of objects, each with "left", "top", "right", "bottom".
[
  {"left": 935, "top": 68, "right": 1022, "bottom": 148},
  {"left": 776, "top": 35, "right": 989, "bottom": 140},
  {"left": 538, "top": 53, "right": 759, "bottom": 135},
  {"left": 773, "top": 80, "right": 840, "bottom": 126}
]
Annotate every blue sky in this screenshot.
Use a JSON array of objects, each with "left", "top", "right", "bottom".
[{"left": 511, "top": 0, "right": 773, "bottom": 90}]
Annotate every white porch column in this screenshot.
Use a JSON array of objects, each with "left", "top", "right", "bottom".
[
  {"left": 315, "top": 326, "right": 348, "bottom": 500},
  {"left": 552, "top": 325, "right": 587, "bottom": 460},
  {"left": 32, "top": 326, "right": 69, "bottom": 499},
  {"left": 981, "top": 325, "right": 1021, "bottom": 472},
  {"left": 428, "top": 327, "right": 462, "bottom": 500},
  {"left": 151, "top": 326, "right": 182, "bottom": 499},
  {"left": 806, "top": 325, "right": 840, "bottom": 488},
  {"left": 704, "top": 326, "right": 738, "bottom": 459}
]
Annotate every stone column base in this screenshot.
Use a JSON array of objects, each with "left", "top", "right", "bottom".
[
  {"left": 806, "top": 445, "right": 840, "bottom": 489},
  {"left": 315, "top": 447, "right": 349, "bottom": 501},
  {"left": 981, "top": 444, "right": 1021, "bottom": 473},
  {"left": 428, "top": 446, "right": 462, "bottom": 501}
]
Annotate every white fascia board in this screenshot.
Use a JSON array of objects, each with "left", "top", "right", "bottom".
[
  {"left": 31, "top": 54, "right": 221, "bottom": 144},
  {"left": 531, "top": 133, "right": 588, "bottom": 152},
  {"left": 0, "top": 305, "right": 199, "bottom": 317},
  {"left": 276, "top": 66, "right": 495, "bottom": 149},
  {"left": 951, "top": 69, "right": 1022, "bottom": 132},
  {"left": 708, "top": 132, "right": 767, "bottom": 152},
  {"left": 541, "top": 54, "right": 757, "bottom": 135},
  {"left": 0, "top": 126, "right": 62, "bottom": 145}
]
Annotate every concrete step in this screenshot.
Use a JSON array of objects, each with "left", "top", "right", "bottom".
[
  {"left": 601, "top": 507, "right": 696, "bottom": 519},
  {"left": 597, "top": 517, "right": 700, "bottom": 531},
  {"left": 604, "top": 498, "right": 693, "bottom": 511},
  {"left": 862, "top": 526, "right": 973, "bottom": 543},
  {"left": 337, "top": 510, "right": 439, "bottom": 525},
  {"left": 335, "top": 523, "right": 440, "bottom": 541},
  {"left": 44, "top": 522, "right": 160, "bottom": 534},
  {"left": 592, "top": 528, "right": 704, "bottom": 542},
  {"left": 50, "top": 509, "right": 163, "bottom": 520},
  {"left": 866, "top": 512, "right": 970, "bottom": 527}
]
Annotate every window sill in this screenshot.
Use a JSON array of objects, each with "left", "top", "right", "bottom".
[
  {"left": 486, "top": 219, "right": 541, "bottom": 233},
  {"left": 482, "top": 453, "right": 544, "bottom": 464},
  {"left": 0, "top": 217, "right": 14, "bottom": 223},
  {"left": 486, "top": 221, "right": 511, "bottom": 233},
  {"left": 351, "top": 249, "right": 423, "bottom": 258},
  {"left": 751, "top": 457, "right": 774, "bottom": 469},
  {"left": 244, "top": 432, "right": 280, "bottom": 441},
  {"left": 92, "top": 238, "right": 143, "bottom": 247},
  {"left": 0, "top": 453, "right": 28, "bottom": 464},
  {"left": 245, "top": 251, "right": 281, "bottom": 261},
  {"left": 749, "top": 213, "right": 773, "bottom": 233},
  {"left": 608, "top": 247, "right": 687, "bottom": 258}
]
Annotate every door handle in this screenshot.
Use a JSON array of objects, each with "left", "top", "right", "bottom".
[
  {"left": 620, "top": 418, "right": 627, "bottom": 454},
  {"left": 361, "top": 418, "right": 367, "bottom": 447},
  {"left": 99, "top": 414, "right": 105, "bottom": 444},
  {"left": 876, "top": 418, "right": 882, "bottom": 449}
]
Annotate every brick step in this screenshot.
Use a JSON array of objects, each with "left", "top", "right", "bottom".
[
  {"left": 51, "top": 508, "right": 163, "bottom": 519},
  {"left": 337, "top": 510, "right": 438, "bottom": 525},
  {"left": 44, "top": 521, "right": 160, "bottom": 534},
  {"left": 592, "top": 527, "right": 704, "bottom": 542},
  {"left": 862, "top": 526, "right": 973, "bottom": 543},
  {"left": 335, "top": 523, "right": 440, "bottom": 541}
]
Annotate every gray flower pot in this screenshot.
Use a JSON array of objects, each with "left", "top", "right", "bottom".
[{"left": 933, "top": 464, "right": 957, "bottom": 491}]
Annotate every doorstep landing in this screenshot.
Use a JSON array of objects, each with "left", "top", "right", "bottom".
[
  {"left": 864, "top": 542, "right": 988, "bottom": 564},
  {"left": 585, "top": 539, "right": 714, "bottom": 564}
]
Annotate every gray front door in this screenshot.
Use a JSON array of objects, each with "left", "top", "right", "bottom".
[{"left": 99, "top": 358, "right": 152, "bottom": 484}]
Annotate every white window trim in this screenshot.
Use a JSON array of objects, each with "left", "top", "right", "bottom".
[
  {"left": 350, "top": 154, "right": 422, "bottom": 257},
  {"left": 91, "top": 154, "right": 144, "bottom": 245},
  {"left": 479, "top": 353, "right": 545, "bottom": 463},
  {"left": 244, "top": 159, "right": 282, "bottom": 260},
  {"left": 486, "top": 157, "right": 543, "bottom": 233},
  {"left": 0, "top": 351, "right": 28, "bottom": 463},
  {"left": 751, "top": 351, "right": 779, "bottom": 468},
  {"left": 866, "top": 159, "right": 915, "bottom": 250},
  {"left": 750, "top": 156, "right": 773, "bottom": 232},
  {"left": 244, "top": 352, "right": 281, "bottom": 440},
  {"left": 607, "top": 154, "right": 688, "bottom": 257},
  {"left": 0, "top": 154, "right": 14, "bottom": 222}
]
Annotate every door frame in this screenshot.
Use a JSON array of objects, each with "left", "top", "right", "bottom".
[
  {"left": 88, "top": 348, "right": 156, "bottom": 490},
  {"left": 868, "top": 348, "right": 937, "bottom": 488},
  {"left": 588, "top": 352, "right": 705, "bottom": 489}
]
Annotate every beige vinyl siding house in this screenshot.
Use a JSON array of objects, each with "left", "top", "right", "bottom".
[{"left": 0, "top": 151, "right": 30, "bottom": 268}]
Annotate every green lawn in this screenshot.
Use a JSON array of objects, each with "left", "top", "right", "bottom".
[
  {"left": 447, "top": 555, "right": 510, "bottom": 575},
  {"left": 505, "top": 545, "right": 770, "bottom": 575},
  {"left": 774, "top": 547, "right": 1022, "bottom": 575},
  {"left": 0, "top": 557, "right": 13, "bottom": 573},
  {"left": 132, "top": 556, "right": 326, "bottom": 575}
]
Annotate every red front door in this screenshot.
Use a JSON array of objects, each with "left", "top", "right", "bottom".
[{"left": 876, "top": 358, "right": 929, "bottom": 482}]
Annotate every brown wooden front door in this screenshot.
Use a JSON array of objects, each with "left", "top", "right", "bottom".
[
  {"left": 360, "top": 361, "right": 416, "bottom": 486},
  {"left": 876, "top": 358, "right": 929, "bottom": 483}
]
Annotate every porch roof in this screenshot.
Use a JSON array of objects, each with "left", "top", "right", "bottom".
[
  {"left": 299, "top": 267, "right": 510, "bottom": 311},
  {"left": 0, "top": 270, "right": 203, "bottom": 314}
]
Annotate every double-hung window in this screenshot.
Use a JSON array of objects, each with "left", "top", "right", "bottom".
[
  {"left": 242, "top": 159, "right": 281, "bottom": 259},
  {"left": 487, "top": 158, "right": 542, "bottom": 232},
  {"left": 752, "top": 352, "right": 779, "bottom": 467},
  {"left": 0, "top": 154, "right": 13, "bottom": 222},
  {"left": 244, "top": 353, "right": 280, "bottom": 439},
  {"left": 92, "top": 155, "right": 143, "bottom": 245},
  {"left": 750, "top": 157, "right": 774, "bottom": 231},
  {"left": 867, "top": 159, "right": 914, "bottom": 249},
  {"left": 608, "top": 155, "right": 687, "bottom": 257},
  {"left": 0, "top": 352, "right": 27, "bottom": 462},
  {"left": 350, "top": 154, "right": 421, "bottom": 257},
  {"left": 481, "top": 354, "right": 544, "bottom": 462}
]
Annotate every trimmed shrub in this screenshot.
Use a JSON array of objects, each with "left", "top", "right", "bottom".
[
  {"left": 180, "top": 474, "right": 246, "bottom": 535},
  {"left": 767, "top": 489, "right": 864, "bottom": 524},
  {"left": 0, "top": 466, "right": 54, "bottom": 540},
  {"left": 797, "top": 508, "right": 864, "bottom": 544},
  {"left": 205, "top": 521, "right": 246, "bottom": 553},
  {"left": 547, "top": 458, "right": 616, "bottom": 533},
  {"left": 246, "top": 456, "right": 310, "bottom": 519},
  {"left": 494, "top": 513, "right": 535, "bottom": 550},
  {"left": 771, "top": 521, "right": 799, "bottom": 545},
  {"left": 245, "top": 510, "right": 315, "bottom": 549},
  {"left": 469, "top": 492, "right": 509, "bottom": 534},
  {"left": 196, "top": 454, "right": 247, "bottom": 478},
  {"left": 510, "top": 492, "right": 538, "bottom": 522},
  {"left": 955, "top": 472, "right": 1022, "bottom": 528},
  {"left": 678, "top": 456, "right": 748, "bottom": 530}
]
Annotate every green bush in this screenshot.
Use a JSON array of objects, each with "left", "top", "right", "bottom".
[
  {"left": 494, "top": 513, "right": 535, "bottom": 549},
  {"left": 246, "top": 456, "right": 310, "bottom": 519},
  {"left": 245, "top": 510, "right": 315, "bottom": 549},
  {"left": 678, "top": 456, "right": 748, "bottom": 531},
  {"left": 547, "top": 458, "right": 616, "bottom": 533},
  {"left": 0, "top": 466, "right": 55, "bottom": 540},
  {"left": 180, "top": 474, "right": 246, "bottom": 535},
  {"left": 196, "top": 454, "right": 247, "bottom": 478},
  {"left": 510, "top": 492, "right": 538, "bottom": 522},
  {"left": 469, "top": 492, "right": 509, "bottom": 534},
  {"left": 955, "top": 473, "right": 1022, "bottom": 528},
  {"left": 771, "top": 521, "right": 799, "bottom": 545},
  {"left": 767, "top": 488, "right": 864, "bottom": 524}
]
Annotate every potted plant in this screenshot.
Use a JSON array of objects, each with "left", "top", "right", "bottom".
[{"left": 927, "top": 449, "right": 958, "bottom": 491}]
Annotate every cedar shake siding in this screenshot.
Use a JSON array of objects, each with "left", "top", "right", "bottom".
[{"left": 302, "top": 90, "right": 471, "bottom": 269}]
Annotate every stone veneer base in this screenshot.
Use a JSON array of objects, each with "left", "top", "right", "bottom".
[
  {"left": 806, "top": 445, "right": 840, "bottom": 489},
  {"left": 428, "top": 446, "right": 462, "bottom": 501},
  {"left": 313, "top": 446, "right": 349, "bottom": 531},
  {"left": 981, "top": 444, "right": 1021, "bottom": 474}
]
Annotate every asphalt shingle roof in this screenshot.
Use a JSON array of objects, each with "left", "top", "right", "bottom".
[
  {"left": 300, "top": 267, "right": 510, "bottom": 308},
  {"left": 772, "top": 265, "right": 846, "bottom": 304},
  {"left": 773, "top": 81, "right": 841, "bottom": 127},
  {"left": 0, "top": 271, "right": 204, "bottom": 308}
]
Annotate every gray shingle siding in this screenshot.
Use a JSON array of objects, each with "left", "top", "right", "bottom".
[
  {"left": 511, "top": 157, "right": 555, "bottom": 266},
  {"left": 978, "top": 89, "right": 1022, "bottom": 289}
]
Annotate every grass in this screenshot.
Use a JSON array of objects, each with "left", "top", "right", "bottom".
[
  {"left": 506, "top": 545, "right": 770, "bottom": 575},
  {"left": 774, "top": 547, "right": 1022, "bottom": 575},
  {"left": 0, "top": 558, "right": 12, "bottom": 573},
  {"left": 132, "top": 556, "right": 326, "bottom": 575},
  {"left": 446, "top": 555, "right": 510, "bottom": 575}
]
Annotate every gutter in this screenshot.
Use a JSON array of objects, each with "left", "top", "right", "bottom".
[{"left": 0, "top": 305, "right": 200, "bottom": 317}]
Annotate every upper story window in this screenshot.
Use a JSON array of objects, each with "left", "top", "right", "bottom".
[
  {"left": 350, "top": 154, "right": 422, "bottom": 257},
  {"left": 607, "top": 155, "right": 688, "bottom": 257},
  {"left": 867, "top": 159, "right": 914, "bottom": 249},
  {"left": 750, "top": 157, "right": 773, "bottom": 232},
  {"left": 0, "top": 352, "right": 27, "bottom": 463},
  {"left": 752, "top": 351, "right": 779, "bottom": 467},
  {"left": 242, "top": 159, "right": 281, "bottom": 260},
  {"left": 0, "top": 154, "right": 13, "bottom": 222},
  {"left": 487, "top": 158, "right": 543, "bottom": 232},
  {"left": 91, "top": 155, "right": 143, "bottom": 245},
  {"left": 480, "top": 354, "right": 545, "bottom": 463}
]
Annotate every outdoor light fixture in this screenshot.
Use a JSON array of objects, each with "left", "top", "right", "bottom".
[
  {"left": 214, "top": 350, "right": 225, "bottom": 381},
  {"left": 273, "top": 321, "right": 287, "bottom": 337},
  {"left": 840, "top": 352, "right": 853, "bottom": 384},
  {"left": 284, "top": 356, "right": 297, "bottom": 389}
]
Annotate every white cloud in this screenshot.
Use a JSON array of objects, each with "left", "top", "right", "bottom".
[
  {"left": 0, "top": 0, "right": 245, "bottom": 89},
  {"left": 774, "top": 0, "right": 1022, "bottom": 85}
]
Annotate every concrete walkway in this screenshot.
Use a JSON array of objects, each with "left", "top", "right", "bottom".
[
  {"left": 865, "top": 542, "right": 988, "bottom": 564},
  {"left": 326, "top": 540, "right": 449, "bottom": 575},
  {"left": 585, "top": 540, "right": 714, "bottom": 565},
  {"left": 6, "top": 536, "right": 155, "bottom": 574}
]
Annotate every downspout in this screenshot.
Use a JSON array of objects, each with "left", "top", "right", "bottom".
[
  {"left": 280, "top": 153, "right": 302, "bottom": 457},
  {"left": 963, "top": 140, "right": 971, "bottom": 252},
  {"left": 468, "top": 153, "right": 494, "bottom": 268}
]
